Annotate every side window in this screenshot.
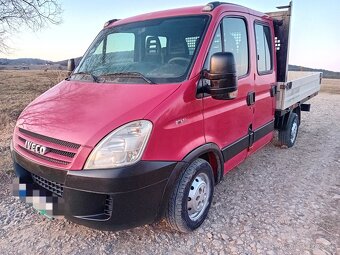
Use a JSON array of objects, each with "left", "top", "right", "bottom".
[
  {"left": 204, "top": 26, "right": 222, "bottom": 69},
  {"left": 106, "top": 33, "right": 135, "bottom": 63},
  {"left": 94, "top": 41, "right": 103, "bottom": 54},
  {"left": 254, "top": 23, "right": 273, "bottom": 73},
  {"left": 222, "top": 18, "right": 249, "bottom": 76}
]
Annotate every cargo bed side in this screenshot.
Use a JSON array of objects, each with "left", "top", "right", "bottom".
[{"left": 275, "top": 71, "right": 322, "bottom": 111}]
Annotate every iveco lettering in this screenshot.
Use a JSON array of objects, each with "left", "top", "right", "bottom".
[
  {"left": 24, "top": 140, "right": 48, "bottom": 155},
  {"left": 11, "top": 2, "right": 322, "bottom": 232}
]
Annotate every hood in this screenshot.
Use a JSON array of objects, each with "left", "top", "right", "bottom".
[{"left": 17, "top": 80, "right": 180, "bottom": 147}]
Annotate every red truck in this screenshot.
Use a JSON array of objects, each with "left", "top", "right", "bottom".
[{"left": 11, "top": 2, "right": 321, "bottom": 232}]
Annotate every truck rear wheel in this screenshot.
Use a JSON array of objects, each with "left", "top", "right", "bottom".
[
  {"left": 278, "top": 112, "right": 299, "bottom": 148},
  {"left": 165, "top": 158, "right": 214, "bottom": 233}
]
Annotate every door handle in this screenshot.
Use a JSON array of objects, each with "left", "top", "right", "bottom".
[
  {"left": 248, "top": 127, "right": 255, "bottom": 148},
  {"left": 270, "top": 84, "right": 277, "bottom": 97},
  {"left": 247, "top": 91, "right": 255, "bottom": 106}
]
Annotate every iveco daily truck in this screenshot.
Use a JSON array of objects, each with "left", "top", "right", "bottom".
[{"left": 11, "top": 2, "right": 321, "bottom": 232}]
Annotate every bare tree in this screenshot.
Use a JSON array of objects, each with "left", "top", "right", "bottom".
[{"left": 0, "top": 0, "right": 62, "bottom": 53}]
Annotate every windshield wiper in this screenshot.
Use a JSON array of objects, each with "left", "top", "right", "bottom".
[
  {"left": 71, "top": 72, "right": 99, "bottom": 83},
  {"left": 98, "top": 72, "right": 155, "bottom": 84}
]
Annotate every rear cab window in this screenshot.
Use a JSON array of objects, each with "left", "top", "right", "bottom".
[{"left": 254, "top": 23, "right": 273, "bottom": 74}]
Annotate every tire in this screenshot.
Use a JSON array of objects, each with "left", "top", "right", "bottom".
[
  {"left": 165, "top": 158, "right": 214, "bottom": 233},
  {"left": 278, "top": 112, "right": 299, "bottom": 148}
]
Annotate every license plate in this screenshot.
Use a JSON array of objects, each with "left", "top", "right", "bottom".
[{"left": 12, "top": 178, "right": 63, "bottom": 219}]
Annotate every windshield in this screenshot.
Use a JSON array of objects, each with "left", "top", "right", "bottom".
[{"left": 73, "top": 15, "right": 209, "bottom": 84}]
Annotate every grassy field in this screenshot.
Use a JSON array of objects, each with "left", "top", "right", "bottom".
[
  {"left": 0, "top": 70, "right": 339, "bottom": 173},
  {"left": 0, "top": 70, "right": 67, "bottom": 172},
  {"left": 319, "top": 78, "right": 340, "bottom": 94}
]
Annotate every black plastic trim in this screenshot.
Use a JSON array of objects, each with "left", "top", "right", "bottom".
[
  {"left": 156, "top": 161, "right": 188, "bottom": 220},
  {"left": 12, "top": 149, "right": 179, "bottom": 231},
  {"left": 254, "top": 121, "right": 274, "bottom": 142},
  {"left": 13, "top": 149, "right": 176, "bottom": 194},
  {"left": 222, "top": 120, "right": 274, "bottom": 161},
  {"left": 183, "top": 142, "right": 224, "bottom": 183},
  {"left": 205, "top": 2, "right": 224, "bottom": 10},
  {"left": 270, "top": 84, "right": 277, "bottom": 97},
  {"left": 301, "top": 104, "right": 310, "bottom": 112},
  {"left": 13, "top": 150, "right": 67, "bottom": 184},
  {"left": 222, "top": 135, "right": 249, "bottom": 161},
  {"left": 156, "top": 143, "right": 226, "bottom": 219},
  {"left": 65, "top": 161, "right": 176, "bottom": 194},
  {"left": 247, "top": 91, "right": 256, "bottom": 106}
]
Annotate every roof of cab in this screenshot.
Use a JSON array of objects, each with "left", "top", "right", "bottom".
[{"left": 105, "top": 2, "right": 270, "bottom": 29}]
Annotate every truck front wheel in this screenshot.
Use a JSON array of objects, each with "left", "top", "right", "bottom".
[
  {"left": 278, "top": 112, "right": 299, "bottom": 148},
  {"left": 165, "top": 158, "right": 214, "bottom": 233}
]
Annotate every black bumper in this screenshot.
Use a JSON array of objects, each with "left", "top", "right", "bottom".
[{"left": 12, "top": 150, "right": 185, "bottom": 231}]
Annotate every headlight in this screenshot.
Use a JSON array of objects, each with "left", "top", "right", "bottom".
[{"left": 84, "top": 120, "right": 152, "bottom": 169}]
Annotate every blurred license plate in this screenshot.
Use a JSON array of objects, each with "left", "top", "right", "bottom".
[{"left": 12, "top": 178, "right": 64, "bottom": 219}]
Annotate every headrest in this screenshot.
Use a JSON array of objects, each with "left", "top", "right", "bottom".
[{"left": 146, "top": 36, "right": 161, "bottom": 55}]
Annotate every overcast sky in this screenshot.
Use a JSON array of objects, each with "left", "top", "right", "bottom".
[{"left": 1, "top": 0, "right": 339, "bottom": 71}]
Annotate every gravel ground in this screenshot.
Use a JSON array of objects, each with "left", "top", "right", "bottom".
[{"left": 0, "top": 92, "right": 339, "bottom": 255}]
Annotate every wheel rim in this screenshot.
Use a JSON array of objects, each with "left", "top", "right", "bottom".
[
  {"left": 290, "top": 120, "right": 298, "bottom": 143},
  {"left": 187, "top": 173, "right": 211, "bottom": 221}
]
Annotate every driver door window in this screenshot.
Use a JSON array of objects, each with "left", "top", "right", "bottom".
[
  {"left": 204, "top": 26, "right": 222, "bottom": 69},
  {"left": 204, "top": 17, "right": 249, "bottom": 77},
  {"left": 223, "top": 18, "right": 249, "bottom": 76}
]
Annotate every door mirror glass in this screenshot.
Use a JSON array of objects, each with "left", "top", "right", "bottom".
[
  {"left": 67, "top": 59, "right": 75, "bottom": 73},
  {"left": 203, "top": 52, "right": 238, "bottom": 100}
]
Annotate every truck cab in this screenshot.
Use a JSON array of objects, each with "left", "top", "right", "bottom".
[{"left": 11, "top": 2, "right": 321, "bottom": 232}]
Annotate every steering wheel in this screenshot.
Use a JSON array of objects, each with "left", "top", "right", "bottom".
[{"left": 168, "top": 57, "right": 190, "bottom": 65}]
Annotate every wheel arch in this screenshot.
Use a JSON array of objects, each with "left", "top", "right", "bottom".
[
  {"left": 182, "top": 143, "right": 224, "bottom": 184},
  {"left": 275, "top": 105, "right": 301, "bottom": 130},
  {"left": 293, "top": 105, "right": 301, "bottom": 126},
  {"left": 275, "top": 110, "right": 292, "bottom": 130},
  {"left": 156, "top": 143, "right": 224, "bottom": 220}
]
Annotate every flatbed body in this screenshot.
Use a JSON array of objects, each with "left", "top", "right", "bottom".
[{"left": 276, "top": 71, "right": 322, "bottom": 112}]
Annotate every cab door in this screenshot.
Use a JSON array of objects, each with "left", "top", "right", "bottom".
[
  {"left": 248, "top": 19, "right": 276, "bottom": 154},
  {"left": 202, "top": 14, "right": 254, "bottom": 174}
]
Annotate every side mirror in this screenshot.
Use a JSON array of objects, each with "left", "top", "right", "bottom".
[
  {"left": 203, "top": 52, "right": 238, "bottom": 100},
  {"left": 67, "top": 58, "right": 75, "bottom": 73}
]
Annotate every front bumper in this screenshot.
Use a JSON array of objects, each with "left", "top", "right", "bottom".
[{"left": 12, "top": 150, "right": 183, "bottom": 231}]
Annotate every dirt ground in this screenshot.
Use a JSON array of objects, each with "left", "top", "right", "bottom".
[{"left": 0, "top": 71, "right": 339, "bottom": 255}]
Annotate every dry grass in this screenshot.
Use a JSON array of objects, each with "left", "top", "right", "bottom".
[
  {"left": 320, "top": 78, "right": 340, "bottom": 94},
  {"left": 0, "top": 70, "right": 67, "bottom": 172}
]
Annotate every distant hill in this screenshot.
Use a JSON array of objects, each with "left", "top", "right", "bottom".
[
  {"left": 289, "top": 65, "right": 340, "bottom": 79},
  {"left": 54, "top": 57, "right": 82, "bottom": 67},
  {"left": 0, "top": 58, "right": 53, "bottom": 66},
  {"left": 1, "top": 57, "right": 339, "bottom": 79}
]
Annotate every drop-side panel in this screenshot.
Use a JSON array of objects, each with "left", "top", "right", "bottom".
[{"left": 276, "top": 71, "right": 322, "bottom": 110}]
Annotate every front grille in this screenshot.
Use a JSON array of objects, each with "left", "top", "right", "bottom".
[
  {"left": 17, "top": 128, "right": 80, "bottom": 166},
  {"left": 49, "top": 148, "right": 76, "bottom": 158},
  {"left": 19, "top": 128, "right": 80, "bottom": 149},
  {"left": 32, "top": 173, "right": 64, "bottom": 197},
  {"left": 19, "top": 145, "right": 70, "bottom": 165},
  {"left": 18, "top": 136, "right": 76, "bottom": 158}
]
